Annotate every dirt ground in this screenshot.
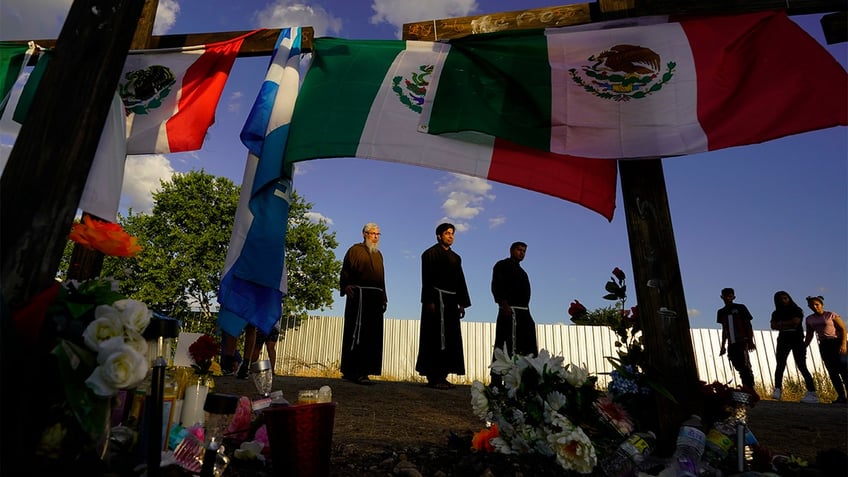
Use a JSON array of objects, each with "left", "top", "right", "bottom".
[{"left": 213, "top": 375, "right": 848, "bottom": 476}]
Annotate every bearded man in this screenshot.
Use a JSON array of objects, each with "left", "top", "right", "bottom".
[{"left": 339, "top": 222, "right": 387, "bottom": 385}]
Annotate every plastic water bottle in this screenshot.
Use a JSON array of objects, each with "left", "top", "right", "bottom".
[
  {"left": 600, "top": 431, "right": 657, "bottom": 477},
  {"left": 704, "top": 417, "right": 735, "bottom": 465},
  {"left": 672, "top": 415, "right": 706, "bottom": 477}
]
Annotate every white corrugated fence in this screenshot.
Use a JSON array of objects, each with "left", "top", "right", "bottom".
[{"left": 274, "top": 316, "right": 824, "bottom": 390}]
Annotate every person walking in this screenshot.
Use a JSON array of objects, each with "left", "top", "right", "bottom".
[
  {"left": 249, "top": 320, "right": 281, "bottom": 374},
  {"left": 415, "top": 223, "right": 471, "bottom": 390},
  {"left": 717, "top": 287, "right": 756, "bottom": 390},
  {"left": 770, "top": 291, "right": 818, "bottom": 403},
  {"left": 490, "top": 241, "right": 538, "bottom": 387},
  {"left": 339, "top": 223, "right": 387, "bottom": 385},
  {"left": 804, "top": 295, "right": 848, "bottom": 404}
]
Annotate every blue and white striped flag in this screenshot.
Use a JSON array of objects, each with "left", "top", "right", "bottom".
[{"left": 217, "top": 27, "right": 306, "bottom": 336}]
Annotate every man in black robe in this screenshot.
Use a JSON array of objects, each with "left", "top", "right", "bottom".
[
  {"left": 339, "top": 222, "right": 387, "bottom": 385},
  {"left": 490, "top": 241, "right": 538, "bottom": 386},
  {"left": 415, "top": 223, "right": 471, "bottom": 389}
]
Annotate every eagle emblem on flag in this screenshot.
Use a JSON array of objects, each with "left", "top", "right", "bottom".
[
  {"left": 569, "top": 44, "right": 676, "bottom": 102},
  {"left": 119, "top": 65, "right": 177, "bottom": 115},
  {"left": 392, "top": 65, "right": 433, "bottom": 114}
]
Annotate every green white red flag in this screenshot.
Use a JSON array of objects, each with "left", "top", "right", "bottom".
[
  {"left": 121, "top": 31, "right": 254, "bottom": 154},
  {"left": 418, "top": 11, "right": 848, "bottom": 159},
  {"left": 284, "top": 38, "right": 618, "bottom": 220}
]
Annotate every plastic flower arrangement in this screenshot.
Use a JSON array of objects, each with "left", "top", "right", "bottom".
[
  {"left": 12, "top": 219, "right": 151, "bottom": 467},
  {"left": 470, "top": 346, "right": 605, "bottom": 474},
  {"left": 569, "top": 267, "right": 674, "bottom": 429},
  {"left": 189, "top": 334, "right": 222, "bottom": 376}
]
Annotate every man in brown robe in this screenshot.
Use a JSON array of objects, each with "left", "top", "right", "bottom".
[{"left": 339, "top": 222, "right": 387, "bottom": 385}]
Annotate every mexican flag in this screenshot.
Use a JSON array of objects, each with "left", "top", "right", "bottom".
[
  {"left": 284, "top": 38, "right": 618, "bottom": 220},
  {"left": 121, "top": 31, "right": 254, "bottom": 154},
  {"left": 4, "top": 32, "right": 255, "bottom": 155},
  {"left": 418, "top": 11, "right": 848, "bottom": 159}
]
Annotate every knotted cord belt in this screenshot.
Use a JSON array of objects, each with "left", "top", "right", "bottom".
[
  {"left": 510, "top": 306, "right": 529, "bottom": 355},
  {"left": 349, "top": 285, "right": 384, "bottom": 350},
  {"left": 434, "top": 287, "right": 457, "bottom": 350}
]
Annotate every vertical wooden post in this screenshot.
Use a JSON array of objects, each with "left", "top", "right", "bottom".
[
  {"left": 618, "top": 159, "right": 702, "bottom": 453},
  {"left": 0, "top": 0, "right": 147, "bottom": 308},
  {"left": 0, "top": 0, "right": 146, "bottom": 465},
  {"left": 67, "top": 0, "right": 159, "bottom": 282}
]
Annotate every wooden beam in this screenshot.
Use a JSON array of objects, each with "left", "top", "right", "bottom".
[
  {"left": 402, "top": 3, "right": 592, "bottom": 41},
  {"left": 402, "top": 0, "right": 846, "bottom": 41},
  {"left": 13, "top": 26, "right": 315, "bottom": 61}
]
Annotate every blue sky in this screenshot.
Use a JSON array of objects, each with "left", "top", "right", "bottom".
[{"left": 1, "top": 0, "right": 846, "bottom": 331}]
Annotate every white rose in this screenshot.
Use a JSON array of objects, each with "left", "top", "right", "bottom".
[
  {"left": 123, "top": 328, "right": 149, "bottom": 358},
  {"left": 85, "top": 337, "right": 149, "bottom": 397},
  {"left": 82, "top": 314, "right": 125, "bottom": 351},
  {"left": 112, "top": 299, "right": 152, "bottom": 334}
]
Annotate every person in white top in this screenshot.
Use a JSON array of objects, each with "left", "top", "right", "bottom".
[{"left": 803, "top": 295, "right": 848, "bottom": 404}]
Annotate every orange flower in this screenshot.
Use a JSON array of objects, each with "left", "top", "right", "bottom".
[
  {"left": 69, "top": 215, "right": 142, "bottom": 257},
  {"left": 471, "top": 424, "right": 499, "bottom": 452}
]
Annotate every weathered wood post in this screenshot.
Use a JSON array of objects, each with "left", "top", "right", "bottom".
[
  {"left": 0, "top": 0, "right": 147, "bottom": 308},
  {"left": 0, "top": 0, "right": 148, "bottom": 465}
]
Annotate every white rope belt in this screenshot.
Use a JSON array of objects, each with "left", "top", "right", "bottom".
[
  {"left": 434, "top": 287, "right": 457, "bottom": 350},
  {"left": 510, "top": 306, "right": 529, "bottom": 355},
  {"left": 350, "top": 286, "right": 384, "bottom": 350}
]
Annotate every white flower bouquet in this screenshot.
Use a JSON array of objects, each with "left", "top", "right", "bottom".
[{"left": 471, "top": 346, "right": 608, "bottom": 474}]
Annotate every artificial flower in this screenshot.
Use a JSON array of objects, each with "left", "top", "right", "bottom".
[
  {"left": 85, "top": 336, "right": 149, "bottom": 397},
  {"left": 189, "top": 334, "right": 220, "bottom": 375},
  {"left": 471, "top": 424, "right": 499, "bottom": 452},
  {"left": 593, "top": 395, "right": 635, "bottom": 436},
  {"left": 69, "top": 215, "right": 142, "bottom": 257},
  {"left": 472, "top": 347, "right": 604, "bottom": 473},
  {"left": 568, "top": 300, "right": 587, "bottom": 319},
  {"left": 612, "top": 267, "right": 626, "bottom": 282}
]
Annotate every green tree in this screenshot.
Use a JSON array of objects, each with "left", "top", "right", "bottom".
[
  {"left": 284, "top": 191, "right": 341, "bottom": 320},
  {"left": 102, "top": 170, "right": 239, "bottom": 332}
]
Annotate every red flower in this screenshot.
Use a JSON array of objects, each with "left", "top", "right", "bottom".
[
  {"left": 189, "top": 334, "right": 219, "bottom": 373},
  {"left": 568, "top": 300, "right": 587, "bottom": 318},
  {"left": 472, "top": 424, "right": 499, "bottom": 452},
  {"left": 612, "top": 267, "right": 626, "bottom": 282},
  {"left": 69, "top": 215, "right": 142, "bottom": 257}
]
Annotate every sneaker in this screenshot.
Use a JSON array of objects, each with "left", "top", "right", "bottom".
[
  {"left": 772, "top": 388, "right": 782, "bottom": 400},
  {"left": 800, "top": 391, "right": 819, "bottom": 404}
]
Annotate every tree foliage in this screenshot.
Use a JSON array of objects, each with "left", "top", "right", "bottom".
[
  {"left": 101, "top": 171, "right": 239, "bottom": 332},
  {"left": 284, "top": 191, "right": 340, "bottom": 320}
]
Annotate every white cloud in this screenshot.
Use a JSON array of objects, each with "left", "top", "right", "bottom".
[
  {"left": 436, "top": 173, "right": 494, "bottom": 231},
  {"left": 254, "top": 1, "right": 343, "bottom": 37},
  {"left": 152, "top": 0, "right": 180, "bottom": 35},
  {"left": 121, "top": 155, "right": 175, "bottom": 214},
  {"left": 227, "top": 91, "right": 244, "bottom": 113},
  {"left": 370, "top": 0, "right": 479, "bottom": 38},
  {"left": 489, "top": 216, "right": 506, "bottom": 228},
  {"left": 304, "top": 211, "right": 332, "bottom": 225}
]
